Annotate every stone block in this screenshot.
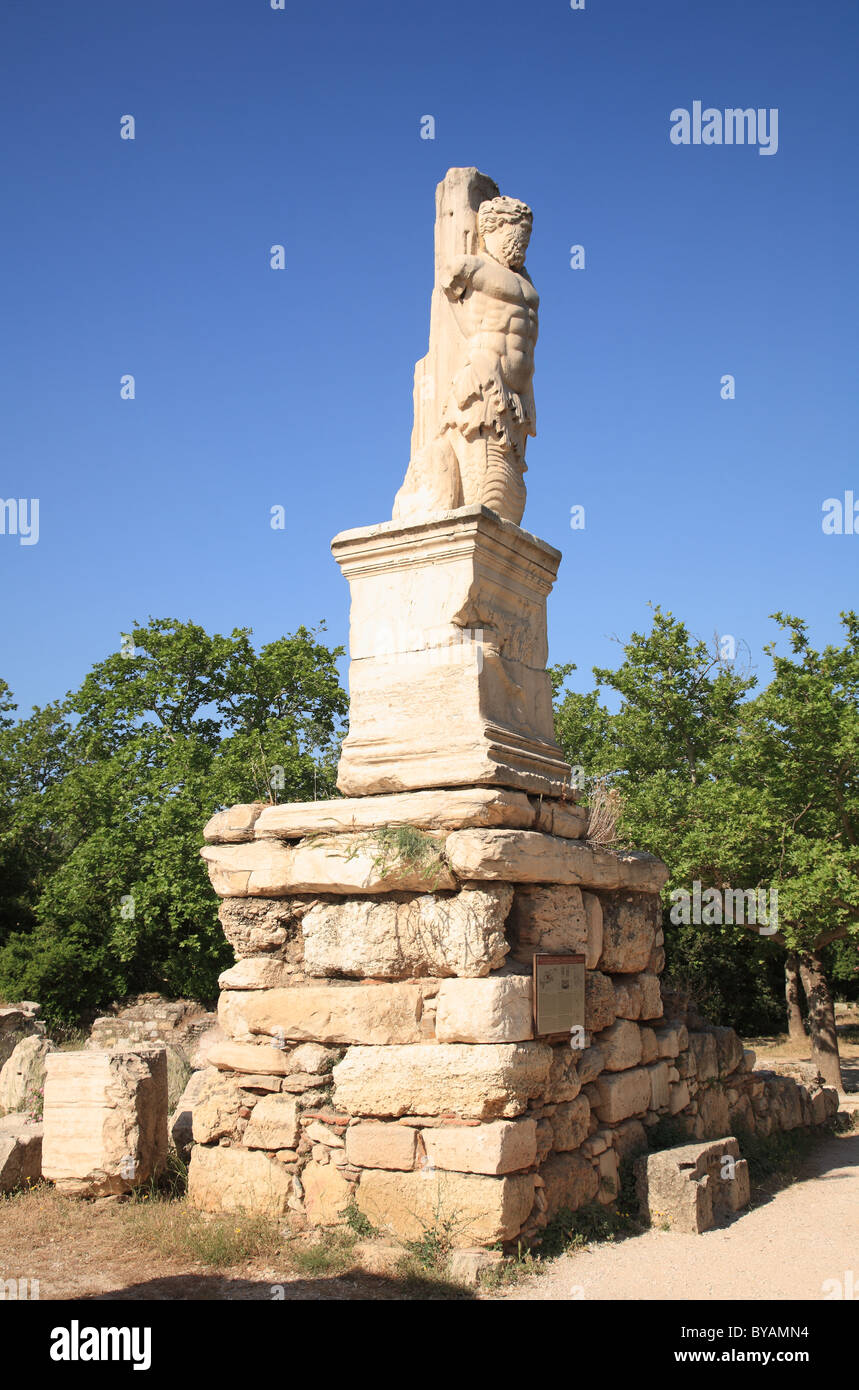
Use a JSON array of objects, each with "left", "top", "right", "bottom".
[
  {"left": 219, "top": 982, "right": 427, "bottom": 1047},
  {"left": 582, "top": 892, "right": 603, "bottom": 969},
  {"left": 540, "top": 1151, "right": 600, "bottom": 1217},
  {"left": 345, "top": 1122, "right": 419, "bottom": 1171},
  {"left": 687, "top": 1032, "right": 719, "bottom": 1082},
  {"left": 356, "top": 1167, "right": 535, "bottom": 1244},
  {"left": 218, "top": 898, "right": 305, "bottom": 959},
  {"left": 654, "top": 1022, "right": 688, "bottom": 1059},
  {"left": 550, "top": 1095, "right": 590, "bottom": 1151},
  {"left": 302, "top": 1159, "right": 353, "bottom": 1226},
  {"left": 647, "top": 1061, "right": 671, "bottom": 1110},
  {"left": 422, "top": 1118, "right": 537, "bottom": 1174},
  {"left": 0, "top": 1034, "right": 56, "bottom": 1116},
  {"left": 585, "top": 972, "right": 617, "bottom": 1032},
  {"left": 445, "top": 830, "right": 667, "bottom": 893},
  {"left": 333, "top": 1042, "right": 552, "bottom": 1120},
  {"left": 255, "top": 787, "right": 536, "bottom": 838},
  {"left": 0, "top": 1115, "right": 43, "bottom": 1193},
  {"left": 190, "top": 1069, "right": 245, "bottom": 1145},
  {"left": 202, "top": 834, "right": 455, "bottom": 897},
  {"left": 188, "top": 1142, "right": 292, "bottom": 1217},
  {"left": 435, "top": 975, "right": 533, "bottom": 1043},
  {"left": 218, "top": 957, "right": 300, "bottom": 991},
  {"left": 302, "top": 885, "right": 512, "bottom": 980},
  {"left": 597, "top": 1019, "right": 643, "bottom": 1073},
  {"left": 591, "top": 1067, "right": 652, "bottom": 1124},
  {"left": 202, "top": 803, "right": 265, "bottom": 843},
  {"left": 332, "top": 507, "right": 571, "bottom": 799},
  {"left": 243, "top": 1094, "right": 301, "bottom": 1150},
  {"left": 598, "top": 892, "right": 660, "bottom": 973},
  {"left": 636, "top": 1137, "right": 749, "bottom": 1233},
  {"left": 42, "top": 1047, "right": 168, "bottom": 1197},
  {"left": 636, "top": 973, "right": 663, "bottom": 1020},
  {"left": 507, "top": 885, "right": 587, "bottom": 960}
]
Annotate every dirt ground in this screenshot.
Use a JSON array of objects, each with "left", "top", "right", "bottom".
[{"left": 1, "top": 1024, "right": 856, "bottom": 1301}]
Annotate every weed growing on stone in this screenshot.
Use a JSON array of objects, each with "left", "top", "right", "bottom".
[
  {"left": 342, "top": 1200, "right": 376, "bottom": 1239},
  {"left": 346, "top": 824, "right": 448, "bottom": 888}
]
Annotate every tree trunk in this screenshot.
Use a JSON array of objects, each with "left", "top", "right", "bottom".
[
  {"left": 798, "top": 951, "right": 842, "bottom": 1090},
  {"left": 784, "top": 952, "right": 807, "bottom": 1042}
]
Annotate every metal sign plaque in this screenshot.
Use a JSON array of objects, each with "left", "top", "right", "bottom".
[{"left": 533, "top": 953, "right": 585, "bottom": 1038}]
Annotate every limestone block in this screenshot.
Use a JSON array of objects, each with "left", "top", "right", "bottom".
[
  {"left": 445, "top": 830, "right": 667, "bottom": 893},
  {"left": 612, "top": 1118, "right": 648, "bottom": 1163},
  {"left": 170, "top": 1069, "right": 211, "bottom": 1163},
  {"left": 612, "top": 978, "right": 642, "bottom": 1020},
  {"left": 302, "top": 1160, "right": 353, "bottom": 1226},
  {"left": 201, "top": 834, "right": 455, "bottom": 897},
  {"left": 423, "top": 1118, "right": 537, "bottom": 1174},
  {"left": 669, "top": 1081, "right": 691, "bottom": 1114},
  {"left": 709, "top": 1026, "right": 745, "bottom": 1077},
  {"left": 532, "top": 800, "right": 588, "bottom": 840},
  {"left": 582, "top": 892, "right": 603, "bottom": 970},
  {"left": 639, "top": 1027, "right": 658, "bottom": 1065},
  {"left": 507, "top": 884, "right": 587, "bottom": 960},
  {"left": 301, "top": 884, "right": 512, "bottom": 980},
  {"left": 345, "top": 1122, "right": 419, "bottom": 1171},
  {"left": 578, "top": 1045, "right": 605, "bottom": 1086},
  {"left": 218, "top": 898, "right": 305, "bottom": 959},
  {"left": 356, "top": 1167, "right": 535, "bottom": 1244},
  {"left": 188, "top": 1142, "right": 292, "bottom": 1217},
  {"left": 0, "top": 1034, "right": 56, "bottom": 1116},
  {"left": 191, "top": 1069, "right": 245, "bottom": 1145},
  {"left": 255, "top": 787, "right": 536, "bottom": 839},
  {"left": 597, "top": 1020, "right": 643, "bottom": 1073},
  {"left": 636, "top": 1137, "right": 749, "bottom": 1233},
  {"left": 585, "top": 972, "right": 617, "bottom": 1032},
  {"left": 435, "top": 975, "right": 533, "bottom": 1043},
  {"left": 540, "top": 1151, "right": 600, "bottom": 1218},
  {"left": 218, "top": 957, "right": 300, "bottom": 991},
  {"left": 42, "top": 1047, "right": 168, "bottom": 1197},
  {"left": 550, "top": 1095, "right": 590, "bottom": 1151},
  {"left": 219, "top": 982, "right": 427, "bottom": 1047},
  {"left": 333, "top": 1042, "right": 552, "bottom": 1119},
  {"left": 208, "top": 1040, "right": 294, "bottom": 1075},
  {"left": 333, "top": 507, "right": 571, "bottom": 799},
  {"left": 598, "top": 892, "right": 660, "bottom": 974},
  {"left": 647, "top": 1061, "right": 672, "bottom": 1110},
  {"left": 687, "top": 1032, "right": 719, "bottom": 1082},
  {"left": 591, "top": 1067, "right": 652, "bottom": 1124},
  {"left": 0, "top": 1115, "right": 43, "bottom": 1193},
  {"left": 242, "top": 1095, "right": 301, "bottom": 1150},
  {"left": 0, "top": 1007, "right": 42, "bottom": 1071},
  {"left": 544, "top": 1046, "right": 581, "bottom": 1103},
  {"left": 636, "top": 974, "right": 663, "bottom": 1021},
  {"left": 655, "top": 1022, "right": 688, "bottom": 1058},
  {"left": 697, "top": 1085, "right": 732, "bottom": 1138},
  {"left": 203, "top": 802, "right": 265, "bottom": 843}
]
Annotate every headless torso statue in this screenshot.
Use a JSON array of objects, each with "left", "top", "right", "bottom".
[{"left": 393, "top": 178, "right": 538, "bottom": 528}]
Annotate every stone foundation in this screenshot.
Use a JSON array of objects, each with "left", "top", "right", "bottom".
[{"left": 189, "top": 794, "right": 840, "bottom": 1246}]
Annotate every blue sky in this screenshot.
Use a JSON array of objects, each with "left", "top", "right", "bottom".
[{"left": 1, "top": 0, "right": 856, "bottom": 717}]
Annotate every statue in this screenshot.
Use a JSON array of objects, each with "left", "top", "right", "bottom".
[{"left": 393, "top": 170, "right": 538, "bottom": 527}]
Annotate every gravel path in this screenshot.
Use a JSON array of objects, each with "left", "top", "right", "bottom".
[{"left": 495, "top": 1128, "right": 859, "bottom": 1302}]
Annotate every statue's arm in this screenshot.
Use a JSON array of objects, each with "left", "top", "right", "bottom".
[{"left": 440, "top": 255, "right": 479, "bottom": 301}]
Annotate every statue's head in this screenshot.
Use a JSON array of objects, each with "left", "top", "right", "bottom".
[{"left": 478, "top": 196, "right": 533, "bottom": 270}]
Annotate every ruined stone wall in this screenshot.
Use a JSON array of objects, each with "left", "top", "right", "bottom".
[{"left": 187, "top": 791, "right": 839, "bottom": 1246}]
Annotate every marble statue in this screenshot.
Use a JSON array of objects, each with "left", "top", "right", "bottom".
[{"left": 393, "top": 169, "right": 538, "bottom": 527}]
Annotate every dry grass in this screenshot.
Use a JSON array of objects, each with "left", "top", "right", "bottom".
[{"left": 585, "top": 777, "right": 622, "bottom": 847}]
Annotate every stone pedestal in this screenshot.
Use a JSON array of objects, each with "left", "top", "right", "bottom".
[{"left": 331, "top": 506, "right": 572, "bottom": 797}]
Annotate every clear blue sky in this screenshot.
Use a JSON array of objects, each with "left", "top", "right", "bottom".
[{"left": 1, "top": 0, "right": 856, "bottom": 717}]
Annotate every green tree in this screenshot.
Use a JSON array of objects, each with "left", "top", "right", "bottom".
[{"left": 0, "top": 619, "right": 347, "bottom": 1021}]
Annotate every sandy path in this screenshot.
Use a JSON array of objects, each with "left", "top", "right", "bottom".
[{"left": 494, "top": 1129, "right": 859, "bottom": 1302}]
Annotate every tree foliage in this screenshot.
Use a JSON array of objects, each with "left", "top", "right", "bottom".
[{"left": 0, "top": 620, "right": 347, "bottom": 1021}]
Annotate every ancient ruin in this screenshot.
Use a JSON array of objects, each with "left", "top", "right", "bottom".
[{"left": 187, "top": 169, "right": 839, "bottom": 1246}]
